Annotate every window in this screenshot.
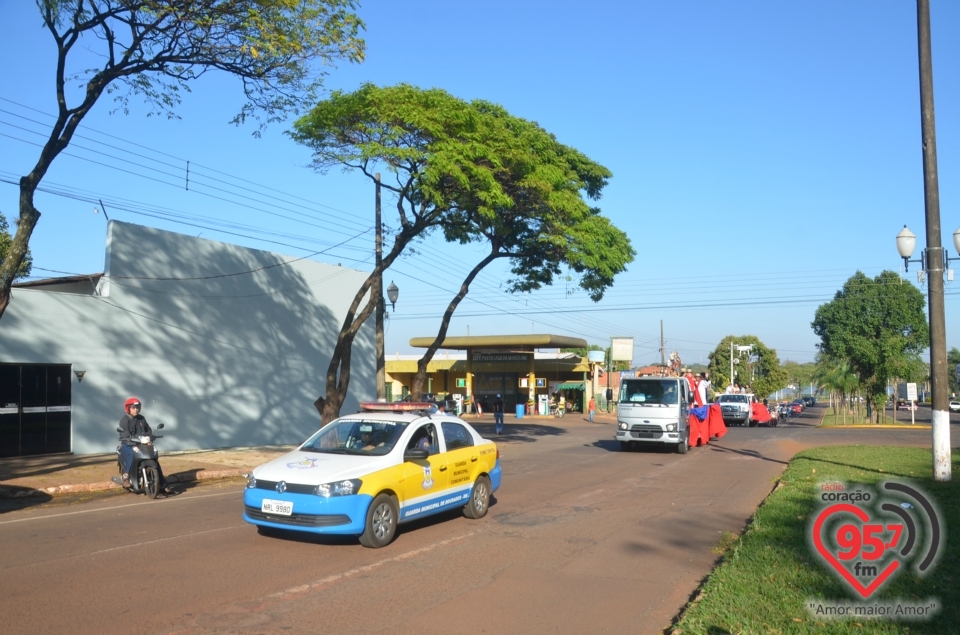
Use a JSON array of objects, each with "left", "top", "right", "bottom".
[
  {"left": 441, "top": 422, "right": 475, "bottom": 450},
  {"left": 407, "top": 423, "right": 439, "bottom": 456},
  {"left": 619, "top": 379, "right": 680, "bottom": 405},
  {"left": 300, "top": 419, "right": 406, "bottom": 456}
]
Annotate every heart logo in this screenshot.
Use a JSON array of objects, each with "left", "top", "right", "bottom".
[{"left": 812, "top": 503, "right": 901, "bottom": 599}]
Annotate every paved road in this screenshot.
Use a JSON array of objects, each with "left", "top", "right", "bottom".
[{"left": 1, "top": 408, "right": 956, "bottom": 635}]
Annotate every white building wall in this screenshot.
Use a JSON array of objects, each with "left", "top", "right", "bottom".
[{"left": 0, "top": 221, "right": 374, "bottom": 454}]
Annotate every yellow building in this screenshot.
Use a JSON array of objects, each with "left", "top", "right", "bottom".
[{"left": 385, "top": 334, "right": 593, "bottom": 414}]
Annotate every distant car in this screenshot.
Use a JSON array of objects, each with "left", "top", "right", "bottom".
[
  {"left": 801, "top": 397, "right": 816, "bottom": 407},
  {"left": 950, "top": 401, "right": 960, "bottom": 413},
  {"left": 790, "top": 402, "right": 803, "bottom": 414},
  {"left": 897, "top": 401, "right": 918, "bottom": 411},
  {"left": 243, "top": 402, "right": 501, "bottom": 548},
  {"left": 791, "top": 399, "right": 805, "bottom": 411}
]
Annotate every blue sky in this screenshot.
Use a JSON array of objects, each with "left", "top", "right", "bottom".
[{"left": 2, "top": 0, "right": 959, "bottom": 366}]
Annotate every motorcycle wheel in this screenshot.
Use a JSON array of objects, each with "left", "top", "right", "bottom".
[{"left": 143, "top": 466, "right": 160, "bottom": 499}]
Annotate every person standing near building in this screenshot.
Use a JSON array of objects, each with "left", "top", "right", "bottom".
[
  {"left": 587, "top": 396, "right": 596, "bottom": 422},
  {"left": 493, "top": 394, "right": 504, "bottom": 435}
]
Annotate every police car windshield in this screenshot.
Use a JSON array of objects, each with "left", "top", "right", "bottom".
[
  {"left": 300, "top": 420, "right": 408, "bottom": 456},
  {"left": 620, "top": 379, "right": 679, "bottom": 405}
]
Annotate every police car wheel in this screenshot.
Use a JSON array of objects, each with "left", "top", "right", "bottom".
[
  {"left": 464, "top": 475, "right": 491, "bottom": 519},
  {"left": 359, "top": 493, "right": 398, "bottom": 548}
]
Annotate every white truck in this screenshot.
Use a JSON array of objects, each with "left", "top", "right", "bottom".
[
  {"left": 716, "top": 393, "right": 755, "bottom": 426},
  {"left": 615, "top": 376, "right": 693, "bottom": 454}
]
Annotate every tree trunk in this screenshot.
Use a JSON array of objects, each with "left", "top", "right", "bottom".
[
  {"left": 410, "top": 250, "right": 500, "bottom": 399},
  {"left": 314, "top": 222, "right": 417, "bottom": 424}
]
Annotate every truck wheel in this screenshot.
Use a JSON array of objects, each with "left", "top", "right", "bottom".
[
  {"left": 359, "top": 493, "right": 398, "bottom": 548},
  {"left": 676, "top": 435, "right": 688, "bottom": 454},
  {"left": 463, "top": 475, "right": 491, "bottom": 519},
  {"left": 748, "top": 419, "right": 757, "bottom": 428}
]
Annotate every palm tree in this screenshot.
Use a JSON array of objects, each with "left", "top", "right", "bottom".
[{"left": 815, "top": 355, "right": 859, "bottom": 425}]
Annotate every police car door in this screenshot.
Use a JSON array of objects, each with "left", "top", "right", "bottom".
[
  {"left": 399, "top": 422, "right": 449, "bottom": 520},
  {"left": 440, "top": 421, "right": 479, "bottom": 497}
]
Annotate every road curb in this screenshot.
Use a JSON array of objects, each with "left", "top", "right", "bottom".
[{"left": 0, "top": 467, "right": 250, "bottom": 499}]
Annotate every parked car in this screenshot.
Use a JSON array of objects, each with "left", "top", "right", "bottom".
[{"left": 950, "top": 401, "right": 960, "bottom": 413}]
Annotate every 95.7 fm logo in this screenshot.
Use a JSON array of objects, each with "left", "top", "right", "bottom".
[{"left": 809, "top": 480, "right": 943, "bottom": 600}]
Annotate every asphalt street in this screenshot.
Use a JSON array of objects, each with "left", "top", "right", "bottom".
[{"left": 1, "top": 408, "right": 957, "bottom": 635}]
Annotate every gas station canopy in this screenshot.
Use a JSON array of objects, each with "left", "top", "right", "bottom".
[{"left": 409, "top": 334, "right": 588, "bottom": 350}]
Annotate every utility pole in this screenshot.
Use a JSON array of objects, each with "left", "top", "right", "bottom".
[
  {"left": 660, "top": 320, "right": 665, "bottom": 375},
  {"left": 375, "top": 173, "right": 386, "bottom": 401},
  {"left": 729, "top": 341, "right": 734, "bottom": 391},
  {"left": 916, "top": 0, "right": 951, "bottom": 481}
]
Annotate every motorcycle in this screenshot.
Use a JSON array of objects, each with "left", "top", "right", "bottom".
[{"left": 111, "top": 423, "right": 165, "bottom": 498}]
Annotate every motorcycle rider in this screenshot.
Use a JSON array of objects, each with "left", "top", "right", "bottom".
[{"left": 118, "top": 397, "right": 169, "bottom": 494}]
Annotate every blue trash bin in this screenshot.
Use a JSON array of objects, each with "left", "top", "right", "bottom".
[{"left": 515, "top": 404, "right": 524, "bottom": 419}]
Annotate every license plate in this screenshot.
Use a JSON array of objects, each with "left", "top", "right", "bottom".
[{"left": 261, "top": 499, "right": 293, "bottom": 516}]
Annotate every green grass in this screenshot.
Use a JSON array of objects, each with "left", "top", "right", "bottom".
[
  {"left": 820, "top": 413, "right": 926, "bottom": 427},
  {"left": 671, "top": 446, "right": 959, "bottom": 635}
]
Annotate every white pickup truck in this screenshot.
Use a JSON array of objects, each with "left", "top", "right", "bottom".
[{"left": 716, "top": 393, "right": 755, "bottom": 427}]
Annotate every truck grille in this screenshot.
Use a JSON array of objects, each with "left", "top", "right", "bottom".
[{"left": 630, "top": 425, "right": 663, "bottom": 439}]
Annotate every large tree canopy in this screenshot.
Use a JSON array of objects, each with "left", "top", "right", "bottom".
[
  {"left": 290, "top": 83, "right": 634, "bottom": 414},
  {"left": 0, "top": 0, "right": 365, "bottom": 319},
  {"left": 707, "top": 334, "right": 787, "bottom": 400},
  {"left": 812, "top": 270, "right": 928, "bottom": 417}
]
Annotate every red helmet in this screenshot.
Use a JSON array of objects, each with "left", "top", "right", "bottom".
[{"left": 124, "top": 397, "right": 142, "bottom": 412}]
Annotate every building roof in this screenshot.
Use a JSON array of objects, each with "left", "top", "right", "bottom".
[{"left": 408, "top": 334, "right": 588, "bottom": 350}]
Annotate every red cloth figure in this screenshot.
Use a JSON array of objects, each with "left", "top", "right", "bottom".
[{"left": 750, "top": 402, "right": 771, "bottom": 424}]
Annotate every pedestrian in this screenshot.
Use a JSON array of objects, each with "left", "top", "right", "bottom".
[
  {"left": 588, "top": 396, "right": 596, "bottom": 422},
  {"left": 493, "top": 394, "right": 504, "bottom": 434},
  {"left": 697, "top": 372, "right": 710, "bottom": 406}
]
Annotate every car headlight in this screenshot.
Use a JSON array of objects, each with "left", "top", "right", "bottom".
[
  {"left": 618, "top": 422, "right": 628, "bottom": 430},
  {"left": 246, "top": 474, "right": 257, "bottom": 489},
  {"left": 315, "top": 479, "right": 362, "bottom": 497},
  {"left": 666, "top": 424, "right": 676, "bottom": 432}
]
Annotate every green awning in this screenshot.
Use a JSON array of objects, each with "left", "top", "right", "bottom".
[{"left": 556, "top": 382, "right": 585, "bottom": 390}]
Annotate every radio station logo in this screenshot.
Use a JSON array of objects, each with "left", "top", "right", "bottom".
[{"left": 806, "top": 480, "right": 943, "bottom": 620}]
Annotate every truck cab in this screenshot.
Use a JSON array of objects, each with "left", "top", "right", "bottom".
[{"left": 615, "top": 376, "right": 692, "bottom": 454}]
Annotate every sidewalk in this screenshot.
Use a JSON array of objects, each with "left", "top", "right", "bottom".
[
  {"left": 0, "top": 411, "right": 617, "bottom": 500},
  {"left": 0, "top": 445, "right": 295, "bottom": 499}
]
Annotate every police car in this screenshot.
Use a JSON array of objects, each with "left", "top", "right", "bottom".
[{"left": 243, "top": 402, "right": 502, "bottom": 548}]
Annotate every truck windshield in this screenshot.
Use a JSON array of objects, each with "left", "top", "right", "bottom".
[
  {"left": 718, "top": 395, "right": 749, "bottom": 404},
  {"left": 620, "top": 379, "right": 679, "bottom": 405}
]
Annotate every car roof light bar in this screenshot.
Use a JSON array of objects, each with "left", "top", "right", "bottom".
[{"left": 359, "top": 402, "right": 438, "bottom": 414}]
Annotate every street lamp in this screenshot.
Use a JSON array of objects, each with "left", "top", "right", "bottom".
[
  {"left": 387, "top": 281, "right": 399, "bottom": 311},
  {"left": 896, "top": 225, "right": 960, "bottom": 272},
  {"left": 895, "top": 224, "right": 959, "bottom": 482}
]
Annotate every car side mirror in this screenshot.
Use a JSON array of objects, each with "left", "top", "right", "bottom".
[
  {"left": 404, "top": 448, "right": 429, "bottom": 462},
  {"left": 116, "top": 428, "right": 123, "bottom": 433},
  {"left": 157, "top": 423, "right": 164, "bottom": 429}
]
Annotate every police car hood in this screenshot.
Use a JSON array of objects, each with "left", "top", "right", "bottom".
[{"left": 253, "top": 450, "right": 389, "bottom": 484}]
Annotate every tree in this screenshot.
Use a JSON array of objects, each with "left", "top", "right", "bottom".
[
  {"left": 948, "top": 347, "right": 960, "bottom": 397},
  {"left": 814, "top": 353, "right": 860, "bottom": 424},
  {"left": 812, "top": 270, "right": 928, "bottom": 422},
  {"left": 0, "top": 0, "right": 365, "bottom": 319},
  {"left": 291, "top": 84, "right": 634, "bottom": 419},
  {"left": 707, "top": 335, "right": 787, "bottom": 400},
  {"left": 403, "top": 101, "right": 634, "bottom": 399},
  {"left": 0, "top": 212, "right": 32, "bottom": 280},
  {"left": 781, "top": 360, "right": 817, "bottom": 396}
]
